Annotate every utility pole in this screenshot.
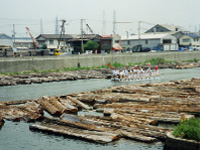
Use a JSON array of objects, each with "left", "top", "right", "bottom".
[
  {"left": 55, "top": 16, "right": 59, "bottom": 34},
  {"left": 40, "top": 19, "right": 44, "bottom": 34},
  {"left": 138, "top": 21, "right": 141, "bottom": 45},
  {"left": 81, "top": 19, "right": 85, "bottom": 53},
  {"left": 102, "top": 10, "right": 106, "bottom": 35},
  {"left": 57, "top": 19, "right": 66, "bottom": 49},
  {"left": 113, "top": 10, "right": 116, "bottom": 34},
  {"left": 12, "top": 24, "right": 16, "bottom": 47}
]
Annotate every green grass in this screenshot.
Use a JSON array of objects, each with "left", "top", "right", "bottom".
[
  {"left": 173, "top": 118, "right": 200, "bottom": 141},
  {"left": 182, "top": 58, "right": 200, "bottom": 63},
  {"left": 0, "top": 57, "right": 198, "bottom": 76},
  {"left": 143, "top": 58, "right": 177, "bottom": 65}
]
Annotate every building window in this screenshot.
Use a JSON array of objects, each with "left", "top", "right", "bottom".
[
  {"left": 127, "top": 41, "right": 130, "bottom": 45},
  {"left": 115, "top": 40, "right": 119, "bottom": 43},
  {"left": 182, "top": 38, "right": 190, "bottom": 42},
  {"left": 102, "top": 41, "right": 109, "bottom": 46},
  {"left": 145, "top": 40, "right": 148, "bottom": 44},
  {"left": 49, "top": 40, "right": 54, "bottom": 45},
  {"left": 163, "top": 39, "right": 172, "bottom": 44}
]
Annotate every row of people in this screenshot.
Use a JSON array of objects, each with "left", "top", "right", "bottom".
[{"left": 112, "top": 65, "right": 159, "bottom": 81}]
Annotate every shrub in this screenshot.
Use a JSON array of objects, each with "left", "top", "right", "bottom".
[{"left": 173, "top": 118, "right": 200, "bottom": 141}]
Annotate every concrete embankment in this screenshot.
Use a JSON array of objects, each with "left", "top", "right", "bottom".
[{"left": 0, "top": 51, "right": 200, "bottom": 73}]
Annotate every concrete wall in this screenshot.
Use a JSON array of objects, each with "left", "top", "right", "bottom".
[{"left": 0, "top": 51, "right": 200, "bottom": 73}]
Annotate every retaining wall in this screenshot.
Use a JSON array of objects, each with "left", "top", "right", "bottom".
[
  {"left": 164, "top": 132, "right": 200, "bottom": 150},
  {"left": 0, "top": 51, "right": 200, "bottom": 73}
]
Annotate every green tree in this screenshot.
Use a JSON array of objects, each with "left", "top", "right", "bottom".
[{"left": 84, "top": 40, "right": 99, "bottom": 51}]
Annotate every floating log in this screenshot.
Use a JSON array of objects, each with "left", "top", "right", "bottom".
[
  {"left": 0, "top": 113, "right": 4, "bottom": 126},
  {"left": 0, "top": 105, "right": 42, "bottom": 122},
  {"left": 48, "top": 97, "right": 67, "bottom": 114},
  {"left": 110, "top": 113, "right": 158, "bottom": 125},
  {"left": 59, "top": 99, "right": 78, "bottom": 113},
  {"left": 37, "top": 96, "right": 61, "bottom": 115},
  {"left": 67, "top": 96, "right": 91, "bottom": 110},
  {"left": 45, "top": 115, "right": 156, "bottom": 143},
  {"left": 30, "top": 123, "right": 119, "bottom": 143}
]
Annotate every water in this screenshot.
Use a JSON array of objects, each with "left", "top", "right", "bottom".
[{"left": 0, "top": 68, "right": 199, "bottom": 150}]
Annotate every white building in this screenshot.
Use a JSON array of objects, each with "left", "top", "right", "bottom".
[
  {"left": 0, "top": 33, "right": 13, "bottom": 47},
  {"left": 179, "top": 33, "right": 200, "bottom": 47},
  {"left": 121, "top": 33, "right": 178, "bottom": 51}
]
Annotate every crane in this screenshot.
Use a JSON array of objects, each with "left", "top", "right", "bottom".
[
  {"left": 86, "top": 24, "right": 94, "bottom": 34},
  {"left": 25, "top": 27, "right": 38, "bottom": 49}
]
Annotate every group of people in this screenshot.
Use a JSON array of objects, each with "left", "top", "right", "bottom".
[{"left": 111, "top": 63, "right": 160, "bottom": 81}]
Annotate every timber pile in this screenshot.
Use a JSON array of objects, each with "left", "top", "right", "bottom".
[
  {"left": 174, "top": 62, "right": 200, "bottom": 69},
  {"left": 1, "top": 62, "right": 199, "bottom": 86},
  {"left": 0, "top": 101, "right": 43, "bottom": 122},
  {"left": 0, "top": 69, "right": 107, "bottom": 86},
  {"left": 1, "top": 78, "right": 200, "bottom": 144}
]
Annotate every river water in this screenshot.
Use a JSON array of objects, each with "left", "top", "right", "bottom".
[{"left": 0, "top": 68, "right": 199, "bottom": 150}]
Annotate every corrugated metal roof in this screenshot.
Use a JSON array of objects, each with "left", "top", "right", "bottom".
[
  {"left": 185, "top": 33, "right": 200, "bottom": 38},
  {"left": 121, "top": 33, "right": 173, "bottom": 40},
  {"left": 160, "top": 24, "right": 184, "bottom": 31},
  {"left": 36, "top": 34, "right": 101, "bottom": 40}
]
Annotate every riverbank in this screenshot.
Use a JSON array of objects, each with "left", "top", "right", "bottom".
[
  {"left": 0, "top": 61, "right": 199, "bottom": 86},
  {"left": 0, "top": 78, "right": 199, "bottom": 144},
  {"left": 0, "top": 51, "right": 200, "bottom": 73}
]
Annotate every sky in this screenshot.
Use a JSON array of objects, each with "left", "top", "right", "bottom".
[{"left": 0, "top": 0, "right": 200, "bottom": 38}]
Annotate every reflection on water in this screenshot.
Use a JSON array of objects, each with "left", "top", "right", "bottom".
[
  {"left": 1, "top": 121, "right": 164, "bottom": 150},
  {"left": 0, "top": 68, "right": 199, "bottom": 150}
]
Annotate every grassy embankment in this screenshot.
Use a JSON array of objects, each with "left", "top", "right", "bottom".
[
  {"left": 173, "top": 118, "right": 200, "bottom": 141},
  {"left": 0, "top": 57, "right": 199, "bottom": 76}
]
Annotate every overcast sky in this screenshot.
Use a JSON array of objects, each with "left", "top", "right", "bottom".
[{"left": 0, "top": 0, "right": 200, "bottom": 37}]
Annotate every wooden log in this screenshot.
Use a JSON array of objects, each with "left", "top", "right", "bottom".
[
  {"left": 0, "top": 113, "right": 4, "bottom": 126},
  {"left": 0, "top": 105, "right": 42, "bottom": 122},
  {"left": 30, "top": 123, "right": 119, "bottom": 143},
  {"left": 48, "top": 97, "right": 67, "bottom": 114},
  {"left": 59, "top": 99, "right": 78, "bottom": 113},
  {"left": 119, "top": 130, "right": 157, "bottom": 143},
  {"left": 67, "top": 96, "right": 91, "bottom": 110},
  {"left": 44, "top": 116, "right": 156, "bottom": 143},
  {"left": 20, "top": 101, "right": 43, "bottom": 115},
  {"left": 80, "top": 115, "right": 171, "bottom": 141},
  {"left": 0, "top": 99, "right": 34, "bottom": 106},
  {"left": 110, "top": 113, "right": 158, "bottom": 125},
  {"left": 94, "top": 103, "right": 200, "bottom": 113},
  {"left": 37, "top": 96, "right": 62, "bottom": 115},
  {"left": 106, "top": 109, "right": 194, "bottom": 124}
]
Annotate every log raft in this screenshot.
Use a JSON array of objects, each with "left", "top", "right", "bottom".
[{"left": 0, "top": 78, "right": 199, "bottom": 144}]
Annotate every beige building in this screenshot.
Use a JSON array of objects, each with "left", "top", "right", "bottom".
[{"left": 179, "top": 33, "right": 200, "bottom": 47}]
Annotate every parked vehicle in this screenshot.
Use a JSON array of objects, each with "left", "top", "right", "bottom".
[{"left": 131, "top": 45, "right": 151, "bottom": 52}]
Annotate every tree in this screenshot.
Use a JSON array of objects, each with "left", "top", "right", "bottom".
[{"left": 84, "top": 40, "right": 99, "bottom": 51}]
